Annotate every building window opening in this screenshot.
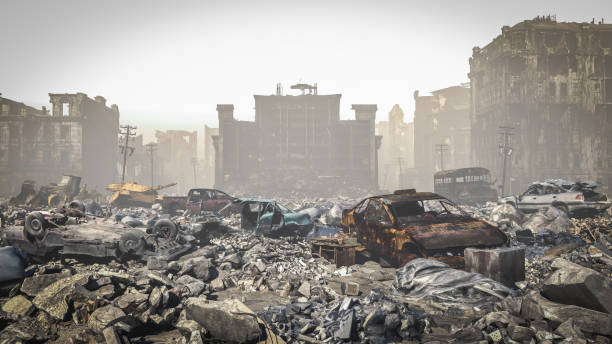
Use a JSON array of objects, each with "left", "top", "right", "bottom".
[{"left": 62, "top": 103, "right": 70, "bottom": 116}]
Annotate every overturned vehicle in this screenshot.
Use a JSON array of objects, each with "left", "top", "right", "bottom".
[
  {"left": 217, "top": 198, "right": 313, "bottom": 237},
  {"left": 341, "top": 189, "right": 508, "bottom": 268},
  {"left": 1, "top": 210, "right": 192, "bottom": 261}
]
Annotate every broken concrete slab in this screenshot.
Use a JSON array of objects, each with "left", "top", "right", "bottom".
[
  {"left": 1, "top": 295, "right": 34, "bottom": 316},
  {"left": 543, "top": 258, "right": 612, "bottom": 313},
  {"left": 32, "top": 272, "right": 91, "bottom": 320},
  {"left": 185, "top": 297, "right": 261, "bottom": 343},
  {"left": 88, "top": 305, "right": 126, "bottom": 333},
  {"left": 520, "top": 291, "right": 612, "bottom": 335},
  {"left": 20, "top": 271, "right": 72, "bottom": 297}
]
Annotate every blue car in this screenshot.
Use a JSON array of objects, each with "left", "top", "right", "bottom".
[{"left": 217, "top": 198, "right": 313, "bottom": 237}]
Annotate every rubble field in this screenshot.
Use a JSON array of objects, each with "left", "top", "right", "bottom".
[{"left": 0, "top": 196, "right": 611, "bottom": 344}]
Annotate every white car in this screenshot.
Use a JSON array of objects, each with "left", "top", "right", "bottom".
[{"left": 502, "top": 180, "right": 610, "bottom": 216}]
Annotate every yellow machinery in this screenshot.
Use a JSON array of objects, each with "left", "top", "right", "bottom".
[{"left": 106, "top": 182, "right": 177, "bottom": 208}]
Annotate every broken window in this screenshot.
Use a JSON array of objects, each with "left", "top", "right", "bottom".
[
  {"left": 60, "top": 125, "right": 70, "bottom": 140},
  {"left": 560, "top": 82, "right": 568, "bottom": 98},
  {"left": 1, "top": 104, "right": 8, "bottom": 115},
  {"left": 60, "top": 151, "right": 70, "bottom": 164},
  {"left": 365, "top": 201, "right": 390, "bottom": 223},
  {"left": 62, "top": 103, "right": 70, "bottom": 116},
  {"left": 548, "top": 81, "right": 556, "bottom": 97}
]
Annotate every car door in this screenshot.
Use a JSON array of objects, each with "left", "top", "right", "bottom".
[
  {"left": 518, "top": 185, "right": 540, "bottom": 213},
  {"left": 361, "top": 200, "right": 394, "bottom": 256}
]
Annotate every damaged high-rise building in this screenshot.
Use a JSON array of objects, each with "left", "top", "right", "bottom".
[
  {"left": 469, "top": 17, "right": 612, "bottom": 194},
  {"left": 213, "top": 83, "right": 380, "bottom": 194},
  {"left": 0, "top": 93, "right": 119, "bottom": 195}
]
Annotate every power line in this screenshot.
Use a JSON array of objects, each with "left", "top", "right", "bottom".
[
  {"left": 119, "top": 125, "right": 137, "bottom": 183},
  {"left": 436, "top": 144, "right": 449, "bottom": 171}
]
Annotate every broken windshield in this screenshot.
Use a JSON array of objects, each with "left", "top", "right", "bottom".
[{"left": 391, "top": 198, "right": 466, "bottom": 223}]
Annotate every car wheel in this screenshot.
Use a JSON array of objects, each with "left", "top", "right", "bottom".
[
  {"left": 152, "top": 219, "right": 178, "bottom": 241},
  {"left": 24, "top": 212, "right": 46, "bottom": 240},
  {"left": 552, "top": 203, "right": 569, "bottom": 215},
  {"left": 68, "top": 200, "right": 86, "bottom": 213},
  {"left": 118, "top": 230, "right": 146, "bottom": 255}
]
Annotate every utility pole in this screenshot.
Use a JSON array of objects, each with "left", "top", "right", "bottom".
[
  {"left": 436, "top": 144, "right": 449, "bottom": 171},
  {"left": 191, "top": 157, "right": 198, "bottom": 186},
  {"left": 119, "top": 125, "right": 137, "bottom": 183},
  {"left": 498, "top": 126, "right": 514, "bottom": 196},
  {"left": 145, "top": 142, "right": 156, "bottom": 187}
]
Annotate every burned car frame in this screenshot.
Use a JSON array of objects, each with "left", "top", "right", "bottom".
[
  {"left": 1, "top": 211, "right": 192, "bottom": 261},
  {"left": 341, "top": 189, "right": 508, "bottom": 268},
  {"left": 217, "top": 198, "right": 313, "bottom": 237}
]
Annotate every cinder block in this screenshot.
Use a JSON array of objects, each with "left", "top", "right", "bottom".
[
  {"left": 464, "top": 247, "right": 525, "bottom": 287},
  {"left": 341, "top": 281, "right": 360, "bottom": 296}
]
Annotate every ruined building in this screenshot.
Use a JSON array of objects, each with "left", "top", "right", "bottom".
[
  {"left": 202, "top": 125, "right": 218, "bottom": 188},
  {"left": 413, "top": 85, "right": 471, "bottom": 191},
  {"left": 376, "top": 105, "right": 414, "bottom": 191},
  {"left": 0, "top": 93, "right": 119, "bottom": 195},
  {"left": 155, "top": 130, "right": 198, "bottom": 195},
  {"left": 469, "top": 17, "right": 612, "bottom": 194},
  {"left": 213, "top": 84, "right": 380, "bottom": 194}
]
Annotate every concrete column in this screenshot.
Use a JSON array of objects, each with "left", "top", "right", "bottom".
[{"left": 215, "top": 105, "right": 234, "bottom": 187}]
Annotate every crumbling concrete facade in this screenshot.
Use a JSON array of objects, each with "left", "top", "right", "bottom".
[
  {"left": 413, "top": 85, "right": 471, "bottom": 191},
  {"left": 202, "top": 125, "right": 218, "bottom": 188},
  {"left": 469, "top": 18, "right": 612, "bottom": 195},
  {"left": 155, "top": 130, "right": 198, "bottom": 195},
  {"left": 0, "top": 93, "right": 119, "bottom": 195},
  {"left": 213, "top": 84, "right": 380, "bottom": 194},
  {"left": 376, "top": 105, "right": 414, "bottom": 191}
]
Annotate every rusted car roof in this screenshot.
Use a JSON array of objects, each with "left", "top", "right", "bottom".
[{"left": 373, "top": 191, "right": 445, "bottom": 204}]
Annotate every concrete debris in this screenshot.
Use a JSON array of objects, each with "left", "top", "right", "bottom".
[{"left": 0, "top": 193, "right": 610, "bottom": 343}]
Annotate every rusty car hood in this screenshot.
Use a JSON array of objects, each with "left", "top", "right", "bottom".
[{"left": 399, "top": 217, "right": 507, "bottom": 251}]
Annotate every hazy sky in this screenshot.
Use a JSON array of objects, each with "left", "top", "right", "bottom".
[{"left": 1, "top": 0, "right": 610, "bottom": 141}]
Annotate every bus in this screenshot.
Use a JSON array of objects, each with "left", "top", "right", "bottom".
[{"left": 434, "top": 167, "right": 498, "bottom": 205}]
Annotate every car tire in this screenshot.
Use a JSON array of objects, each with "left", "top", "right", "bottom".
[
  {"left": 152, "top": 219, "right": 178, "bottom": 241},
  {"left": 68, "top": 200, "right": 86, "bottom": 213},
  {"left": 552, "top": 203, "right": 569, "bottom": 216},
  {"left": 118, "top": 230, "right": 146, "bottom": 255},
  {"left": 24, "top": 212, "right": 46, "bottom": 240}
]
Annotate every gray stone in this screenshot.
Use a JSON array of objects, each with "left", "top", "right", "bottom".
[
  {"left": 20, "top": 271, "right": 71, "bottom": 297},
  {"left": 88, "top": 305, "right": 126, "bottom": 333},
  {"left": 149, "top": 286, "right": 163, "bottom": 309},
  {"left": 1, "top": 295, "right": 34, "bottom": 316},
  {"left": 297, "top": 281, "right": 311, "bottom": 298},
  {"left": 507, "top": 324, "right": 534, "bottom": 342},
  {"left": 116, "top": 292, "right": 149, "bottom": 313},
  {"left": 543, "top": 259, "right": 612, "bottom": 314},
  {"left": 32, "top": 273, "right": 91, "bottom": 320},
  {"left": 185, "top": 298, "right": 261, "bottom": 343},
  {"left": 175, "top": 275, "right": 205, "bottom": 296},
  {"left": 334, "top": 309, "right": 354, "bottom": 340},
  {"left": 555, "top": 319, "right": 585, "bottom": 340},
  {"left": 147, "top": 256, "right": 169, "bottom": 270},
  {"left": 521, "top": 291, "right": 611, "bottom": 335},
  {"left": 176, "top": 319, "right": 201, "bottom": 335}
]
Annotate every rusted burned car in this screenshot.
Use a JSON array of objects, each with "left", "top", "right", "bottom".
[
  {"left": 1, "top": 211, "right": 192, "bottom": 261},
  {"left": 341, "top": 189, "right": 507, "bottom": 268},
  {"left": 162, "top": 188, "right": 235, "bottom": 215},
  {"left": 218, "top": 198, "right": 313, "bottom": 237}
]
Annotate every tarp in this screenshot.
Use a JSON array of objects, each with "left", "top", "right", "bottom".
[{"left": 394, "top": 258, "right": 517, "bottom": 307}]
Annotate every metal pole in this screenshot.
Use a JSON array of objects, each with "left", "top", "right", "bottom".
[{"left": 499, "top": 126, "right": 514, "bottom": 196}]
